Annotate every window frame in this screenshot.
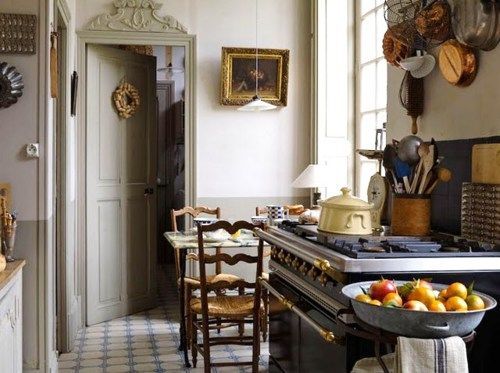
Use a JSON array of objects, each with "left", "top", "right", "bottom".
[{"left": 354, "top": 1, "right": 387, "bottom": 198}]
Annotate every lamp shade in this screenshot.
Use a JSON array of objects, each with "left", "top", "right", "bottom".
[
  {"left": 237, "top": 95, "right": 277, "bottom": 112},
  {"left": 291, "top": 164, "right": 331, "bottom": 188}
]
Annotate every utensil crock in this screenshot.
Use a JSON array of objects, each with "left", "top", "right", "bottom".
[{"left": 391, "top": 194, "right": 431, "bottom": 236}]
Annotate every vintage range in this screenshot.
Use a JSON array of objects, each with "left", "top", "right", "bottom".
[{"left": 256, "top": 222, "right": 500, "bottom": 373}]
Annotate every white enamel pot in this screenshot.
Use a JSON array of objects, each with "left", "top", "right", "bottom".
[{"left": 318, "top": 187, "right": 373, "bottom": 235}]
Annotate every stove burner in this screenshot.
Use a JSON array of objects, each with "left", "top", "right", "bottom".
[
  {"left": 288, "top": 224, "right": 500, "bottom": 259},
  {"left": 362, "top": 245, "right": 386, "bottom": 253}
]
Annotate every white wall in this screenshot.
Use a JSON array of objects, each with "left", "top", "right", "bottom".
[
  {"left": 388, "top": 48, "right": 500, "bottom": 140},
  {"left": 76, "top": 0, "right": 311, "bottom": 218}
]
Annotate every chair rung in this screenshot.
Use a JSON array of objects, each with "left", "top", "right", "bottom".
[
  {"left": 207, "top": 336, "right": 255, "bottom": 343},
  {"left": 211, "top": 361, "right": 254, "bottom": 367},
  {"left": 209, "top": 340, "right": 254, "bottom": 347}
]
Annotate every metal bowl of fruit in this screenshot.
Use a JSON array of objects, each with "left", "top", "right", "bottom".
[{"left": 342, "top": 279, "right": 497, "bottom": 338}]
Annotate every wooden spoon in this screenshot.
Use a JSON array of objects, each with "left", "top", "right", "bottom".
[
  {"left": 410, "top": 143, "right": 429, "bottom": 193},
  {"left": 425, "top": 168, "right": 452, "bottom": 194},
  {"left": 418, "top": 145, "right": 435, "bottom": 194}
]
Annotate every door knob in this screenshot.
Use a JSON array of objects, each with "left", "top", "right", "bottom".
[{"left": 144, "top": 187, "right": 154, "bottom": 196}]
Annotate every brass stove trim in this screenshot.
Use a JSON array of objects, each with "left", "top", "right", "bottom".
[{"left": 260, "top": 277, "right": 346, "bottom": 345}]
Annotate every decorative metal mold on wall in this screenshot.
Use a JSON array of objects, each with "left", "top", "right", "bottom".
[
  {"left": 0, "top": 13, "right": 37, "bottom": 54},
  {"left": 0, "top": 62, "right": 24, "bottom": 109}
]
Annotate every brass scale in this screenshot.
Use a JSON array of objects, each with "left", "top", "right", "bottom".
[{"left": 357, "top": 127, "right": 390, "bottom": 230}]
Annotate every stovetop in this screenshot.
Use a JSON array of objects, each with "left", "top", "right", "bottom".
[{"left": 278, "top": 221, "right": 500, "bottom": 259}]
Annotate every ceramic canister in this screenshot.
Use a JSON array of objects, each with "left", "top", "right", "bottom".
[{"left": 266, "top": 205, "right": 287, "bottom": 220}]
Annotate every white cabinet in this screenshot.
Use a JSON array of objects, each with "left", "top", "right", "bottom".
[{"left": 0, "top": 262, "right": 24, "bottom": 373}]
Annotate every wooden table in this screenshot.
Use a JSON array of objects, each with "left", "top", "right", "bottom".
[{"left": 164, "top": 230, "right": 263, "bottom": 367}]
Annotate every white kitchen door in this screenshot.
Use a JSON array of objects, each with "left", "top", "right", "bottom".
[{"left": 86, "top": 45, "right": 157, "bottom": 325}]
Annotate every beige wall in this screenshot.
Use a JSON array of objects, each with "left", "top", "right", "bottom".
[
  {"left": 0, "top": 0, "right": 310, "bottom": 370},
  {"left": 76, "top": 0, "right": 311, "bottom": 216},
  {"left": 388, "top": 47, "right": 500, "bottom": 140}
]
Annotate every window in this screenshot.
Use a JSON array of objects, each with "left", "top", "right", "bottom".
[
  {"left": 356, "top": 1, "right": 387, "bottom": 198},
  {"left": 314, "top": 1, "right": 387, "bottom": 200}
]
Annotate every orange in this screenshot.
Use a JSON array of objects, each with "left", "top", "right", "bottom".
[
  {"left": 382, "top": 292, "right": 403, "bottom": 307},
  {"left": 445, "top": 296, "right": 468, "bottom": 311},
  {"left": 438, "top": 289, "right": 448, "bottom": 301},
  {"left": 465, "top": 294, "right": 485, "bottom": 311},
  {"left": 407, "top": 287, "right": 436, "bottom": 307},
  {"left": 369, "top": 299, "right": 382, "bottom": 306},
  {"left": 355, "top": 294, "right": 372, "bottom": 303},
  {"left": 446, "top": 282, "right": 468, "bottom": 300},
  {"left": 428, "top": 300, "right": 446, "bottom": 312}
]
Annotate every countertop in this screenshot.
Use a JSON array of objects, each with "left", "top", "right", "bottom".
[{"left": 0, "top": 260, "right": 26, "bottom": 292}]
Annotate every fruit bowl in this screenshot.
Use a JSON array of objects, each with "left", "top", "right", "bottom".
[{"left": 342, "top": 281, "right": 497, "bottom": 338}]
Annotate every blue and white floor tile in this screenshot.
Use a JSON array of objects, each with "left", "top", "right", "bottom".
[{"left": 58, "top": 268, "right": 269, "bottom": 372}]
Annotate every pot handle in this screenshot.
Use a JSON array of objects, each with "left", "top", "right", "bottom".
[
  {"left": 346, "top": 213, "right": 368, "bottom": 229},
  {"left": 422, "top": 322, "right": 450, "bottom": 332}
]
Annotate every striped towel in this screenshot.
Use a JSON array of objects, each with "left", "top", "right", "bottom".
[{"left": 395, "top": 336, "right": 468, "bottom": 373}]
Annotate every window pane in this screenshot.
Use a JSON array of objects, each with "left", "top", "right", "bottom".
[
  {"left": 360, "top": 63, "right": 376, "bottom": 112},
  {"left": 376, "top": 60, "right": 387, "bottom": 109},
  {"left": 360, "top": 113, "right": 377, "bottom": 149},
  {"left": 376, "top": 7, "right": 387, "bottom": 58},
  {"left": 377, "top": 110, "right": 387, "bottom": 129},
  {"left": 375, "top": 0, "right": 385, "bottom": 6},
  {"left": 326, "top": 0, "right": 349, "bottom": 138},
  {"left": 360, "top": 0, "right": 376, "bottom": 15},
  {"left": 360, "top": 13, "right": 376, "bottom": 63},
  {"left": 359, "top": 161, "right": 379, "bottom": 200}
]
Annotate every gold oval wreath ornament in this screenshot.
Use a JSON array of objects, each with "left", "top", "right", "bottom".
[{"left": 113, "top": 82, "right": 140, "bottom": 119}]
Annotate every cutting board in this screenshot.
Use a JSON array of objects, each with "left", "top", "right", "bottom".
[{"left": 472, "top": 143, "right": 500, "bottom": 184}]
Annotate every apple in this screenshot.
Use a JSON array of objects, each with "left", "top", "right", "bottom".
[
  {"left": 403, "top": 300, "right": 428, "bottom": 311},
  {"left": 369, "top": 279, "right": 397, "bottom": 302}
]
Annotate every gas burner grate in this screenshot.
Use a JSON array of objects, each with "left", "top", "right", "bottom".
[{"left": 288, "top": 224, "right": 500, "bottom": 258}]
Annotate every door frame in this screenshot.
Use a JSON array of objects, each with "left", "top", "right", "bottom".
[
  {"left": 75, "top": 30, "right": 196, "bottom": 325},
  {"left": 55, "top": 0, "right": 72, "bottom": 354}
]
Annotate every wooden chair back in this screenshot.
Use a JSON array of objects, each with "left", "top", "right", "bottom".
[
  {"left": 196, "top": 220, "right": 264, "bottom": 298},
  {"left": 170, "top": 206, "right": 221, "bottom": 232}
]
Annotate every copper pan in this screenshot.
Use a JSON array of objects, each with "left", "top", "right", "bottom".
[{"left": 438, "top": 39, "right": 478, "bottom": 87}]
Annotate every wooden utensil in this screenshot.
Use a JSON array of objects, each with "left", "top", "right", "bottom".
[
  {"left": 438, "top": 39, "right": 478, "bottom": 87},
  {"left": 425, "top": 167, "right": 452, "bottom": 194},
  {"left": 472, "top": 143, "right": 500, "bottom": 184},
  {"left": 410, "top": 143, "right": 429, "bottom": 193},
  {"left": 418, "top": 145, "right": 435, "bottom": 194}
]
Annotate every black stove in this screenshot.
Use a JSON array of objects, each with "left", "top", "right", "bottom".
[{"left": 278, "top": 220, "right": 500, "bottom": 259}]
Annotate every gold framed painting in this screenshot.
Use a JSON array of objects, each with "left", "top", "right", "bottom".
[{"left": 220, "top": 47, "right": 289, "bottom": 107}]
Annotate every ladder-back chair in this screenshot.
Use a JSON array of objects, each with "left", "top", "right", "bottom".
[{"left": 190, "top": 220, "right": 265, "bottom": 372}]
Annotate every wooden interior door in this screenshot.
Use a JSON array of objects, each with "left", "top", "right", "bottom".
[{"left": 86, "top": 45, "right": 157, "bottom": 325}]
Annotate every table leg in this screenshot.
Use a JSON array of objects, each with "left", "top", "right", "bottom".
[{"left": 178, "top": 250, "right": 191, "bottom": 367}]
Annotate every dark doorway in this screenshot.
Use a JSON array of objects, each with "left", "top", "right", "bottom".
[{"left": 156, "top": 81, "right": 185, "bottom": 264}]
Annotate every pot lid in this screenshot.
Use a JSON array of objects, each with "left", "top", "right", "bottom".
[{"left": 320, "top": 187, "right": 373, "bottom": 210}]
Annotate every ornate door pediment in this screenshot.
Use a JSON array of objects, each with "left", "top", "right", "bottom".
[{"left": 87, "top": 0, "right": 187, "bottom": 33}]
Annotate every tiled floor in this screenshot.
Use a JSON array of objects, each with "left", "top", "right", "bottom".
[{"left": 58, "top": 268, "right": 269, "bottom": 372}]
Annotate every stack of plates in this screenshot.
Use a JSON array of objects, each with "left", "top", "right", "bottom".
[{"left": 461, "top": 183, "right": 500, "bottom": 244}]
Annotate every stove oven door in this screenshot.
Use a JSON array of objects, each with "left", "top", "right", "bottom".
[
  {"left": 268, "top": 275, "right": 301, "bottom": 373},
  {"left": 267, "top": 274, "right": 347, "bottom": 373},
  {"left": 299, "top": 297, "right": 347, "bottom": 373}
]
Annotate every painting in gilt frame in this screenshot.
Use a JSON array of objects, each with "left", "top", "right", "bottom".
[{"left": 220, "top": 47, "right": 289, "bottom": 107}]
